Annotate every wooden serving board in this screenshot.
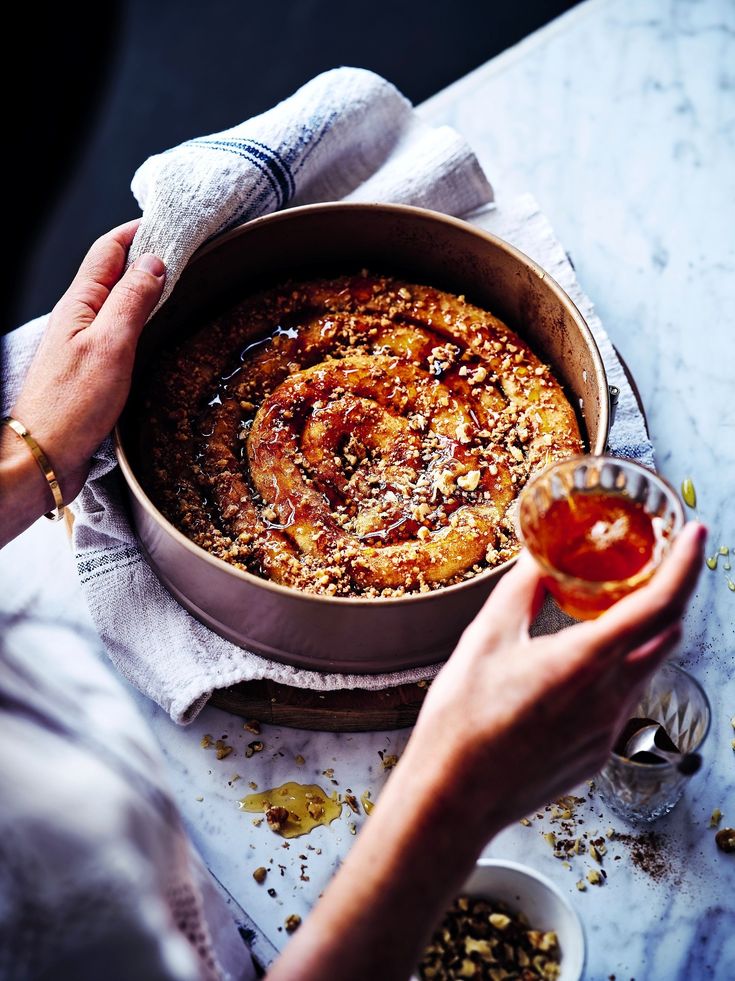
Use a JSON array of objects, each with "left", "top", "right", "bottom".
[{"left": 209, "top": 679, "right": 431, "bottom": 732}]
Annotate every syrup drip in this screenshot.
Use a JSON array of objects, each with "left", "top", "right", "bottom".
[{"left": 239, "top": 781, "right": 341, "bottom": 838}]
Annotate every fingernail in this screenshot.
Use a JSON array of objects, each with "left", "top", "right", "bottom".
[
  {"left": 695, "top": 522, "right": 708, "bottom": 543},
  {"left": 133, "top": 253, "right": 166, "bottom": 278}
]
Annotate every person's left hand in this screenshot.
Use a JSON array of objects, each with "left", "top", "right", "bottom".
[{"left": 5, "top": 220, "right": 165, "bottom": 511}]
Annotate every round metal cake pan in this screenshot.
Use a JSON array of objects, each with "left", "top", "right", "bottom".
[{"left": 115, "top": 203, "right": 609, "bottom": 673}]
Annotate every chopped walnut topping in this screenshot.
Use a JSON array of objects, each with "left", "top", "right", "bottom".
[
  {"left": 245, "top": 740, "right": 265, "bottom": 758},
  {"left": 457, "top": 470, "right": 481, "bottom": 492},
  {"left": 455, "top": 421, "right": 473, "bottom": 444},
  {"left": 244, "top": 719, "right": 261, "bottom": 735},
  {"left": 307, "top": 799, "right": 325, "bottom": 820},
  {"left": 509, "top": 444, "right": 524, "bottom": 462},
  {"left": 144, "top": 274, "right": 582, "bottom": 601}
]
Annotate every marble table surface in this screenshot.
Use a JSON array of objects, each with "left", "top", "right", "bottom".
[{"left": 3, "top": 0, "right": 734, "bottom": 978}]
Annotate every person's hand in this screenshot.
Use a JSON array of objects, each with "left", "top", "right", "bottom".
[
  {"left": 412, "top": 520, "right": 706, "bottom": 827},
  {"left": 1, "top": 221, "right": 164, "bottom": 542},
  {"left": 270, "top": 524, "right": 705, "bottom": 981}
]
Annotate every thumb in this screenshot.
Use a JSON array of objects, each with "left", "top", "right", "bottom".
[{"left": 90, "top": 253, "right": 166, "bottom": 350}]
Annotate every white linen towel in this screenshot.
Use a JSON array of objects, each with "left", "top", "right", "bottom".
[
  {"left": 128, "top": 67, "right": 493, "bottom": 308},
  {"left": 1, "top": 68, "right": 653, "bottom": 723}
]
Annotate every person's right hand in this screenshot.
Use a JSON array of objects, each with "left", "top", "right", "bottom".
[
  {"left": 411, "top": 520, "right": 706, "bottom": 828},
  {"left": 269, "top": 525, "right": 706, "bottom": 981}
]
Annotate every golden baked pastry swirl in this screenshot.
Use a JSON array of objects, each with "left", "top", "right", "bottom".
[{"left": 145, "top": 274, "right": 583, "bottom": 596}]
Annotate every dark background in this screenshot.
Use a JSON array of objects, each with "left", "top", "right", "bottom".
[{"left": 8, "top": 0, "right": 579, "bottom": 332}]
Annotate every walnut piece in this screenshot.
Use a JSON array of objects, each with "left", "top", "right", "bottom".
[
  {"left": 284, "top": 914, "right": 302, "bottom": 933},
  {"left": 265, "top": 806, "right": 290, "bottom": 831}
]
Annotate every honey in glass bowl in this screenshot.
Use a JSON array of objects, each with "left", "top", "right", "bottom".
[{"left": 518, "top": 456, "right": 685, "bottom": 619}]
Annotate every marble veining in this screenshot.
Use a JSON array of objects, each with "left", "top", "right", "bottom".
[{"left": 2, "top": 0, "right": 734, "bottom": 978}]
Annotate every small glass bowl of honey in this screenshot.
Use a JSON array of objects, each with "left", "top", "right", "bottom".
[{"left": 518, "top": 456, "right": 685, "bottom": 620}]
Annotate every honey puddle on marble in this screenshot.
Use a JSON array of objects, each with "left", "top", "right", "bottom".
[{"left": 239, "top": 781, "right": 341, "bottom": 838}]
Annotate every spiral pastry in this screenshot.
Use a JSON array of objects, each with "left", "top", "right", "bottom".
[{"left": 144, "top": 275, "right": 583, "bottom": 596}]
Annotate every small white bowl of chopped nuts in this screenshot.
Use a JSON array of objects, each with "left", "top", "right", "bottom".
[{"left": 416, "top": 858, "right": 585, "bottom": 980}]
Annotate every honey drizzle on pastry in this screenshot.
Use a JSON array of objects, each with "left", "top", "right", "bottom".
[{"left": 144, "top": 274, "right": 583, "bottom": 596}]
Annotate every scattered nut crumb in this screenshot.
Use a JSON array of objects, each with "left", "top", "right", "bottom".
[
  {"left": 246, "top": 740, "right": 265, "bottom": 758},
  {"left": 457, "top": 470, "right": 481, "bottom": 492},
  {"left": 284, "top": 914, "right": 302, "bottom": 933},
  {"left": 294, "top": 754, "right": 305, "bottom": 766},
  {"left": 586, "top": 869, "right": 603, "bottom": 886},
  {"left": 265, "top": 806, "right": 290, "bottom": 832},
  {"left": 709, "top": 808, "right": 723, "bottom": 828},
  {"left": 252, "top": 867, "right": 267, "bottom": 884},
  {"left": 307, "top": 800, "right": 324, "bottom": 820},
  {"left": 244, "top": 720, "right": 261, "bottom": 735},
  {"left": 715, "top": 828, "right": 735, "bottom": 853}
]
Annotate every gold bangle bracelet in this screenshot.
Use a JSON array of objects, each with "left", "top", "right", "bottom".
[{"left": 1, "top": 416, "right": 65, "bottom": 521}]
